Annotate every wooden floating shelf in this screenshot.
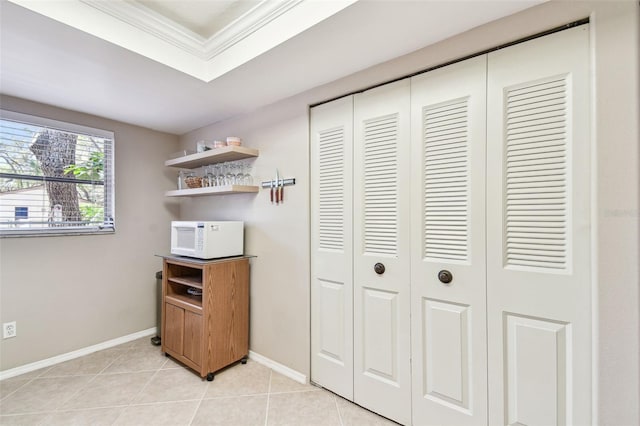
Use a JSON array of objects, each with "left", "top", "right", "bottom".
[
  {"left": 165, "top": 146, "right": 259, "bottom": 169},
  {"left": 165, "top": 185, "right": 259, "bottom": 197}
]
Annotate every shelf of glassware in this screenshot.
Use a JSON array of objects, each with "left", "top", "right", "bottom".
[
  {"left": 165, "top": 146, "right": 259, "bottom": 169},
  {"left": 165, "top": 185, "right": 259, "bottom": 197},
  {"left": 165, "top": 146, "right": 259, "bottom": 197}
]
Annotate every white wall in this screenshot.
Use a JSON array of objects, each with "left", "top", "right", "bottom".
[
  {"left": 180, "top": 2, "right": 639, "bottom": 424},
  {"left": 0, "top": 95, "right": 180, "bottom": 371},
  {"left": 590, "top": 4, "right": 640, "bottom": 424}
]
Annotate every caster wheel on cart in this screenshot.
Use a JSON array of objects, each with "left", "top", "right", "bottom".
[
  {"left": 206, "top": 373, "right": 214, "bottom": 381},
  {"left": 241, "top": 357, "right": 248, "bottom": 365}
]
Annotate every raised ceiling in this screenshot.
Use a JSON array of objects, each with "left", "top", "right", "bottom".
[
  {"left": 6, "top": 0, "right": 356, "bottom": 82},
  {"left": 136, "top": 0, "right": 261, "bottom": 39},
  {"left": 0, "top": 0, "right": 543, "bottom": 135}
]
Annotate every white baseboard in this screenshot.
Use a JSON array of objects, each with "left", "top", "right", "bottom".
[
  {"left": 249, "top": 350, "right": 307, "bottom": 384},
  {"left": 0, "top": 327, "right": 157, "bottom": 381}
]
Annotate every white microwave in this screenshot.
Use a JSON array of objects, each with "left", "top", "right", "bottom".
[{"left": 170, "top": 221, "right": 244, "bottom": 259}]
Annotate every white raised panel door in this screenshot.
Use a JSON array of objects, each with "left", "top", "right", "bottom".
[
  {"left": 353, "top": 79, "right": 411, "bottom": 425},
  {"left": 486, "top": 26, "right": 591, "bottom": 426},
  {"left": 410, "top": 55, "right": 488, "bottom": 426},
  {"left": 310, "top": 96, "right": 354, "bottom": 400}
]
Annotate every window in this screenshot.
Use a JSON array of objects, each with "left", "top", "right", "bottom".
[{"left": 0, "top": 110, "right": 114, "bottom": 237}]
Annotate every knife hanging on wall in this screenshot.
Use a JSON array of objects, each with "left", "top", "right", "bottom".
[
  {"left": 270, "top": 178, "right": 274, "bottom": 203},
  {"left": 275, "top": 169, "right": 280, "bottom": 204},
  {"left": 277, "top": 169, "right": 283, "bottom": 203}
]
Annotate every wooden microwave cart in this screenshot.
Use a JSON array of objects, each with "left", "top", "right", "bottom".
[{"left": 160, "top": 255, "right": 250, "bottom": 381}]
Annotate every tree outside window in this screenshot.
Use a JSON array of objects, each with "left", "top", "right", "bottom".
[{"left": 0, "top": 110, "right": 114, "bottom": 236}]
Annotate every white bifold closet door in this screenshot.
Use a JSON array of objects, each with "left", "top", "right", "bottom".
[
  {"left": 410, "top": 55, "right": 488, "bottom": 426},
  {"left": 311, "top": 24, "right": 591, "bottom": 426},
  {"left": 310, "top": 96, "right": 354, "bottom": 400},
  {"left": 310, "top": 80, "right": 412, "bottom": 425},
  {"left": 352, "top": 79, "right": 412, "bottom": 425},
  {"left": 486, "top": 25, "right": 591, "bottom": 426}
]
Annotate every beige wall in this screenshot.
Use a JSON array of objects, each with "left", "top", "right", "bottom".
[
  {"left": 0, "top": 95, "right": 180, "bottom": 370},
  {"left": 181, "top": 2, "right": 639, "bottom": 424},
  {"left": 178, "top": 101, "right": 311, "bottom": 373}
]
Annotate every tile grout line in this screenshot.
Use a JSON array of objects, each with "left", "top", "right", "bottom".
[
  {"left": 86, "top": 348, "right": 133, "bottom": 425},
  {"left": 187, "top": 368, "right": 212, "bottom": 425},
  {"left": 62, "top": 354, "right": 129, "bottom": 423},
  {"left": 199, "top": 391, "right": 270, "bottom": 401},
  {"left": 267, "top": 388, "right": 321, "bottom": 396},
  {"left": 96, "top": 348, "right": 128, "bottom": 376},
  {"left": 48, "top": 345, "right": 127, "bottom": 414},
  {"left": 264, "top": 368, "right": 273, "bottom": 426},
  {"left": 0, "top": 360, "right": 56, "bottom": 403},
  {"left": 108, "top": 351, "right": 168, "bottom": 425},
  {"left": 0, "top": 350, "right": 128, "bottom": 422},
  {"left": 0, "top": 340, "right": 161, "bottom": 423},
  {"left": 0, "top": 376, "right": 37, "bottom": 403},
  {"left": 52, "top": 372, "right": 102, "bottom": 412},
  {"left": 333, "top": 393, "right": 345, "bottom": 426}
]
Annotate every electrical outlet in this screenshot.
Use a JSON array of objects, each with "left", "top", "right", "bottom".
[{"left": 3, "top": 321, "right": 17, "bottom": 339}]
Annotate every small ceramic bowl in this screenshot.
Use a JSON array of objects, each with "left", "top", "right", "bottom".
[{"left": 226, "top": 136, "right": 241, "bottom": 146}]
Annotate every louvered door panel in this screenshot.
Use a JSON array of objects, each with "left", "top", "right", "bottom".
[
  {"left": 487, "top": 25, "right": 591, "bottom": 426},
  {"left": 411, "top": 55, "right": 487, "bottom": 426},
  {"left": 423, "top": 99, "right": 469, "bottom": 262},
  {"left": 310, "top": 96, "right": 354, "bottom": 400},
  {"left": 354, "top": 79, "right": 411, "bottom": 425},
  {"left": 318, "top": 127, "right": 346, "bottom": 251},
  {"left": 505, "top": 76, "right": 568, "bottom": 270},
  {"left": 363, "top": 114, "right": 399, "bottom": 256}
]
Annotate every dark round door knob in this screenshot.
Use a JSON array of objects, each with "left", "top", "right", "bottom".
[
  {"left": 374, "top": 263, "right": 386, "bottom": 275},
  {"left": 438, "top": 270, "right": 453, "bottom": 284}
]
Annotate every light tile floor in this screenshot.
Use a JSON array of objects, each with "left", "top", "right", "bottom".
[{"left": 0, "top": 337, "right": 398, "bottom": 425}]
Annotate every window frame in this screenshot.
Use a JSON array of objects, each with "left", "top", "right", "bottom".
[{"left": 0, "top": 109, "right": 115, "bottom": 238}]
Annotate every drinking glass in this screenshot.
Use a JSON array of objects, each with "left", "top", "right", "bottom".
[
  {"left": 211, "top": 164, "right": 220, "bottom": 186},
  {"left": 204, "top": 166, "right": 215, "bottom": 187},
  {"left": 225, "top": 162, "right": 234, "bottom": 185},
  {"left": 242, "top": 161, "right": 253, "bottom": 185},
  {"left": 233, "top": 161, "right": 243, "bottom": 184}
]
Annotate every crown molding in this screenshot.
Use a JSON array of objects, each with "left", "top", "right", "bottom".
[
  {"left": 80, "top": 0, "right": 207, "bottom": 58},
  {"left": 80, "top": 0, "right": 305, "bottom": 61},
  {"left": 202, "top": 0, "right": 303, "bottom": 60},
  {"left": 7, "top": 0, "right": 357, "bottom": 82}
]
